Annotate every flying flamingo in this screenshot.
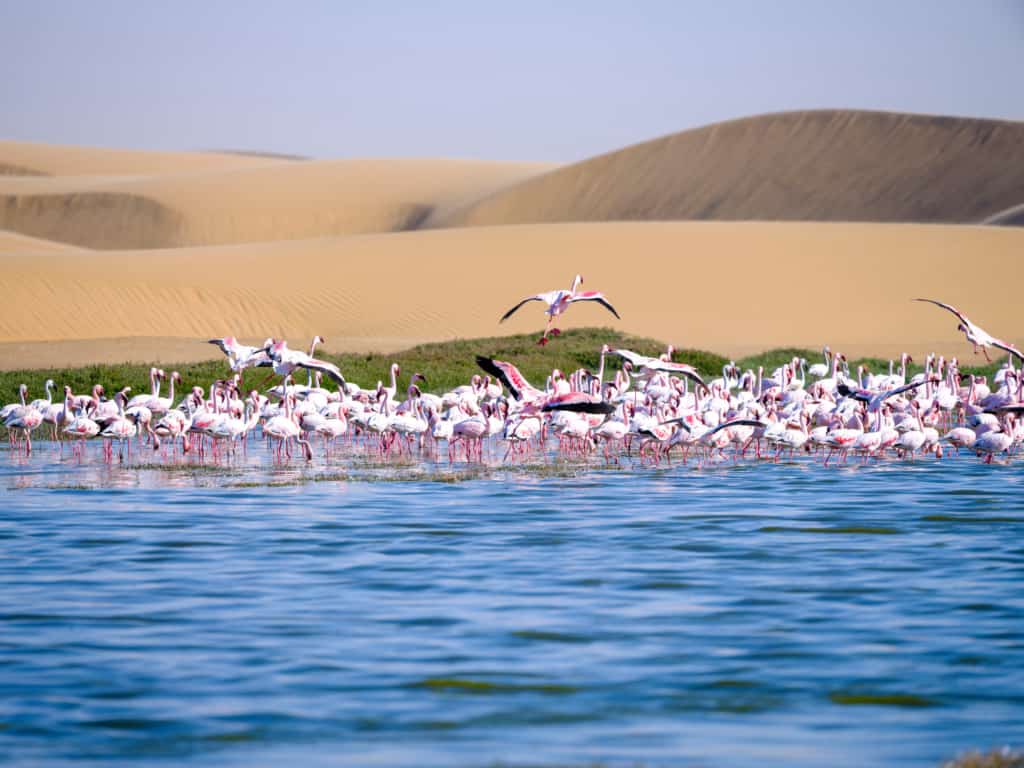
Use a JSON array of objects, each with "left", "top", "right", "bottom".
[
  {"left": 500, "top": 274, "right": 620, "bottom": 345},
  {"left": 208, "top": 336, "right": 273, "bottom": 372},
  {"left": 264, "top": 339, "right": 347, "bottom": 387},
  {"left": 609, "top": 348, "right": 706, "bottom": 389},
  {"left": 915, "top": 298, "right": 1023, "bottom": 363}
]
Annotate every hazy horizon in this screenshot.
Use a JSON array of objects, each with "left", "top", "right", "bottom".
[{"left": 2, "top": 1, "right": 1022, "bottom": 162}]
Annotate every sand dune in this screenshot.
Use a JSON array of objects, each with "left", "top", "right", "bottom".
[
  {"left": 0, "top": 157, "right": 555, "bottom": 249},
  {"left": 3, "top": 115, "right": 1022, "bottom": 371},
  {"left": 2, "top": 221, "right": 1021, "bottom": 369},
  {"left": 435, "top": 110, "right": 1024, "bottom": 228},
  {"left": 0, "top": 229, "right": 87, "bottom": 254},
  {"left": 0, "top": 140, "right": 277, "bottom": 176}
]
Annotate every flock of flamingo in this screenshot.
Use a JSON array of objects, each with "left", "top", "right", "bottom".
[{"left": 2, "top": 275, "right": 1023, "bottom": 468}]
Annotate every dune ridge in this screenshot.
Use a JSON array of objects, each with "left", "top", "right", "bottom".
[
  {"left": 435, "top": 110, "right": 1024, "bottom": 228},
  {"left": 0, "top": 140, "right": 277, "bottom": 176},
  {"left": 0, "top": 156, "right": 556, "bottom": 248},
  {"left": 0, "top": 229, "right": 87, "bottom": 254}
]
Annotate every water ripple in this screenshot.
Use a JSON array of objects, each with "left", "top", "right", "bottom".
[{"left": 1, "top": 446, "right": 1022, "bottom": 767}]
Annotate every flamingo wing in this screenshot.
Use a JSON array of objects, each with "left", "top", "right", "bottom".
[
  {"left": 878, "top": 379, "right": 926, "bottom": 402},
  {"left": 836, "top": 382, "right": 871, "bottom": 402},
  {"left": 246, "top": 352, "right": 274, "bottom": 369},
  {"left": 641, "top": 360, "right": 706, "bottom": 388},
  {"left": 541, "top": 392, "right": 616, "bottom": 415},
  {"left": 499, "top": 295, "right": 545, "bottom": 323},
  {"left": 658, "top": 417, "right": 692, "bottom": 432},
  {"left": 609, "top": 348, "right": 652, "bottom": 367},
  {"left": 568, "top": 291, "right": 620, "bottom": 319},
  {"left": 915, "top": 298, "right": 972, "bottom": 328},
  {"left": 704, "top": 418, "right": 766, "bottom": 438},
  {"left": 989, "top": 338, "right": 1024, "bottom": 363},
  {"left": 296, "top": 357, "right": 346, "bottom": 388},
  {"left": 475, "top": 356, "right": 540, "bottom": 401},
  {"left": 207, "top": 338, "right": 234, "bottom": 356},
  {"left": 991, "top": 404, "right": 1024, "bottom": 414}
]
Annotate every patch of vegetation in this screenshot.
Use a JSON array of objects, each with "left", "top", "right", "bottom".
[
  {"left": 943, "top": 749, "right": 1024, "bottom": 768},
  {"left": 410, "top": 677, "right": 579, "bottom": 695},
  {"left": 760, "top": 525, "right": 903, "bottom": 535},
  {"left": 0, "top": 326, "right": 1007, "bottom": 402},
  {"left": 828, "top": 691, "right": 937, "bottom": 708}
]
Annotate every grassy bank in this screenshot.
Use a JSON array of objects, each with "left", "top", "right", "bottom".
[{"left": 0, "top": 327, "right": 1007, "bottom": 403}]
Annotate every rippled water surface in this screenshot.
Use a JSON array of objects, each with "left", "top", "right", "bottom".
[{"left": 2, "top": 445, "right": 1023, "bottom": 767}]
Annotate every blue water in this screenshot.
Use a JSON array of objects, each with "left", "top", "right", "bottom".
[{"left": 1, "top": 446, "right": 1023, "bottom": 767}]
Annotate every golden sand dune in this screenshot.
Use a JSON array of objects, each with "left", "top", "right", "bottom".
[
  {"left": 0, "top": 229, "right": 87, "bottom": 254},
  {"left": 435, "top": 110, "right": 1024, "bottom": 228},
  {"left": 0, "top": 157, "right": 555, "bottom": 249},
  {"left": 2, "top": 221, "right": 1021, "bottom": 369},
  {"left": 0, "top": 140, "right": 276, "bottom": 176}
]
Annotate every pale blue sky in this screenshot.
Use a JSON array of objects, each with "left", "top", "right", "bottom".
[{"left": 1, "top": 1, "right": 1022, "bottom": 161}]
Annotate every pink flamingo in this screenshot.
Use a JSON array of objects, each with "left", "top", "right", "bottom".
[
  {"left": 500, "top": 274, "right": 620, "bottom": 345},
  {"left": 451, "top": 402, "right": 487, "bottom": 462},
  {"left": 916, "top": 298, "right": 1023, "bottom": 363},
  {"left": 4, "top": 384, "right": 43, "bottom": 455}
]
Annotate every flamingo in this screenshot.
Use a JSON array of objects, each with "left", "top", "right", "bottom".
[
  {"left": 263, "top": 377, "right": 312, "bottom": 461},
  {"left": 29, "top": 379, "right": 56, "bottom": 413},
  {"left": 98, "top": 392, "right": 137, "bottom": 462},
  {"left": 208, "top": 336, "right": 273, "bottom": 373},
  {"left": 500, "top": 274, "right": 620, "bottom": 345},
  {"left": 450, "top": 402, "right": 487, "bottom": 462},
  {"left": 609, "top": 348, "right": 706, "bottom": 389},
  {"left": 915, "top": 298, "right": 1023, "bottom": 363},
  {"left": 1, "top": 383, "right": 29, "bottom": 423},
  {"left": 264, "top": 339, "right": 347, "bottom": 387},
  {"left": 974, "top": 426, "right": 1013, "bottom": 463},
  {"left": 42, "top": 385, "right": 72, "bottom": 440},
  {"left": 4, "top": 384, "right": 43, "bottom": 455},
  {"left": 63, "top": 390, "right": 100, "bottom": 458},
  {"left": 151, "top": 400, "right": 196, "bottom": 455},
  {"left": 127, "top": 368, "right": 163, "bottom": 411}
]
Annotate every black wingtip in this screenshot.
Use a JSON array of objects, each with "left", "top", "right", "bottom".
[{"left": 542, "top": 401, "right": 616, "bottom": 415}]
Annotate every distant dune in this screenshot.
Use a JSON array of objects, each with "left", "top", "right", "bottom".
[
  {"left": 0, "top": 140, "right": 273, "bottom": 176},
  {"left": 435, "top": 110, "right": 1024, "bottom": 228},
  {"left": 0, "top": 156, "right": 555, "bottom": 249},
  {"left": 2, "top": 221, "right": 1021, "bottom": 369}
]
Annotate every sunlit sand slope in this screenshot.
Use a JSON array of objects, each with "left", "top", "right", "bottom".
[
  {"left": 435, "top": 110, "right": 1024, "bottom": 228},
  {"left": 2, "top": 221, "right": 1020, "bottom": 369}
]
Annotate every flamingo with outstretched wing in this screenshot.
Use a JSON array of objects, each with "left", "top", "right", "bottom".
[
  {"left": 500, "top": 274, "right": 620, "bottom": 345},
  {"left": 915, "top": 298, "right": 1022, "bottom": 363}
]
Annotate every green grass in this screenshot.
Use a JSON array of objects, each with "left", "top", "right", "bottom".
[{"left": 0, "top": 326, "right": 1008, "bottom": 403}]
